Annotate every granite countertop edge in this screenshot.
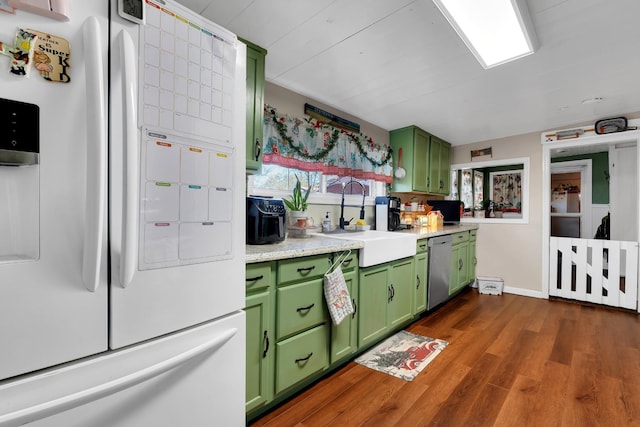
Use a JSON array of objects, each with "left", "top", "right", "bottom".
[{"left": 245, "top": 224, "right": 478, "bottom": 264}]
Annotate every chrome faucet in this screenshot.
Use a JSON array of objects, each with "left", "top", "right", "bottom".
[{"left": 339, "top": 180, "right": 366, "bottom": 229}]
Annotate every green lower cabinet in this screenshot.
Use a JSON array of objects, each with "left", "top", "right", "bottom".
[
  {"left": 275, "top": 324, "right": 329, "bottom": 394},
  {"left": 245, "top": 291, "right": 273, "bottom": 412},
  {"left": 449, "top": 232, "right": 471, "bottom": 295},
  {"left": 388, "top": 257, "right": 415, "bottom": 329},
  {"left": 469, "top": 230, "right": 477, "bottom": 284},
  {"left": 330, "top": 269, "right": 358, "bottom": 363},
  {"left": 358, "top": 264, "right": 390, "bottom": 348},
  {"left": 414, "top": 250, "right": 428, "bottom": 315},
  {"left": 245, "top": 261, "right": 275, "bottom": 414},
  {"left": 358, "top": 257, "right": 415, "bottom": 349}
]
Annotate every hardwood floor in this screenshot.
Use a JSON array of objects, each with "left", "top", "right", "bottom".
[{"left": 249, "top": 289, "right": 640, "bottom": 426}]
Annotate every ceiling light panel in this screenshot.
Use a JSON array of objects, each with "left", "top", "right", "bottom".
[{"left": 433, "top": 0, "right": 538, "bottom": 69}]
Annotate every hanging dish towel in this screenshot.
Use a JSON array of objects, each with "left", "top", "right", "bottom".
[{"left": 324, "top": 264, "right": 354, "bottom": 326}]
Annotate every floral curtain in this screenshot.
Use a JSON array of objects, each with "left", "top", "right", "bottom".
[
  {"left": 492, "top": 171, "right": 522, "bottom": 211},
  {"left": 262, "top": 105, "right": 393, "bottom": 183}
]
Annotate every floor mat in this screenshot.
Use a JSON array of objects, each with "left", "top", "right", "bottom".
[{"left": 354, "top": 330, "right": 448, "bottom": 381}]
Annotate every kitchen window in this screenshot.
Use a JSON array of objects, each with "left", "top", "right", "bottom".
[{"left": 248, "top": 165, "right": 384, "bottom": 204}]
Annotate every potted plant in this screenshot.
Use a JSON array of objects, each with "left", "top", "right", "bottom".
[{"left": 284, "top": 175, "right": 311, "bottom": 224}]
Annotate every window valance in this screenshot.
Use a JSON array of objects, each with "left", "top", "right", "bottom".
[{"left": 262, "top": 105, "right": 393, "bottom": 183}]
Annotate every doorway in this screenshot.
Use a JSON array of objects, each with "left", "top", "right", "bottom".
[
  {"left": 542, "top": 125, "right": 640, "bottom": 311},
  {"left": 550, "top": 160, "right": 591, "bottom": 239}
]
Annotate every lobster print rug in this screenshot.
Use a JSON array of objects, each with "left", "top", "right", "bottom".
[{"left": 354, "top": 331, "right": 448, "bottom": 381}]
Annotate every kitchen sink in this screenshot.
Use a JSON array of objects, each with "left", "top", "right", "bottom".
[{"left": 314, "top": 230, "right": 417, "bottom": 267}]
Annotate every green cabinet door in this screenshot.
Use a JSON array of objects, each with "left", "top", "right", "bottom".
[
  {"left": 428, "top": 135, "right": 452, "bottom": 195},
  {"left": 330, "top": 269, "right": 358, "bottom": 363},
  {"left": 245, "top": 291, "right": 273, "bottom": 412},
  {"left": 414, "top": 251, "right": 428, "bottom": 315},
  {"left": 468, "top": 232, "right": 477, "bottom": 284},
  {"left": 243, "top": 41, "right": 267, "bottom": 173},
  {"left": 449, "top": 232, "right": 470, "bottom": 295},
  {"left": 388, "top": 257, "right": 415, "bottom": 329},
  {"left": 457, "top": 242, "right": 469, "bottom": 289},
  {"left": 412, "top": 128, "right": 430, "bottom": 192},
  {"left": 358, "top": 264, "right": 389, "bottom": 348},
  {"left": 390, "top": 126, "right": 430, "bottom": 193}
]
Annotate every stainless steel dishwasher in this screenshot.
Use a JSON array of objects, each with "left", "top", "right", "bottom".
[{"left": 427, "top": 234, "right": 452, "bottom": 310}]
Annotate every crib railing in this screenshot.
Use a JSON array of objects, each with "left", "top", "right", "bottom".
[{"left": 549, "top": 237, "right": 639, "bottom": 310}]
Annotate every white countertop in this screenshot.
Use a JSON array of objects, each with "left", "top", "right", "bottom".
[{"left": 245, "top": 224, "right": 478, "bottom": 264}]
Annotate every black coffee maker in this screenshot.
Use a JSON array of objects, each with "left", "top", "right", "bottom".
[{"left": 375, "top": 196, "right": 401, "bottom": 231}]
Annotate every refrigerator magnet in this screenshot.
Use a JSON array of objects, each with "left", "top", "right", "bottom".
[
  {"left": 28, "top": 30, "right": 70, "bottom": 83},
  {"left": 0, "top": 28, "right": 37, "bottom": 77}
]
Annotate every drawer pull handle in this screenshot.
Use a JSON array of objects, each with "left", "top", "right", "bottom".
[
  {"left": 262, "top": 330, "right": 269, "bottom": 358},
  {"left": 343, "top": 258, "right": 352, "bottom": 267},
  {"left": 419, "top": 244, "right": 427, "bottom": 250},
  {"left": 296, "top": 303, "right": 315, "bottom": 312},
  {"left": 246, "top": 274, "right": 264, "bottom": 283},
  {"left": 295, "top": 352, "right": 313, "bottom": 363},
  {"left": 296, "top": 266, "right": 315, "bottom": 273}
]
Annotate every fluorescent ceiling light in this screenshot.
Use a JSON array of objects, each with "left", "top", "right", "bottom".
[{"left": 433, "top": 0, "right": 537, "bottom": 69}]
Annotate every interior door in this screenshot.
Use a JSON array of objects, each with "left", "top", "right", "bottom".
[
  {"left": 550, "top": 161, "right": 592, "bottom": 238},
  {"left": 0, "top": 2, "right": 109, "bottom": 381}
]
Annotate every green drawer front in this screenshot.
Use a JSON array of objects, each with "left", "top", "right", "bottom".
[
  {"left": 416, "top": 239, "right": 428, "bottom": 253},
  {"left": 245, "top": 262, "right": 273, "bottom": 292},
  {"left": 470, "top": 229, "right": 477, "bottom": 241},
  {"left": 276, "top": 278, "right": 327, "bottom": 340},
  {"left": 277, "top": 254, "right": 330, "bottom": 286},
  {"left": 275, "top": 324, "right": 329, "bottom": 394},
  {"left": 452, "top": 232, "right": 469, "bottom": 245}
]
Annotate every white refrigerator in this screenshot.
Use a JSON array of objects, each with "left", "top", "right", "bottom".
[{"left": 0, "top": 1, "right": 246, "bottom": 425}]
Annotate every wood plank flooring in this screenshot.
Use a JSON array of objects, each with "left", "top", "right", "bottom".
[{"left": 249, "top": 289, "right": 640, "bottom": 426}]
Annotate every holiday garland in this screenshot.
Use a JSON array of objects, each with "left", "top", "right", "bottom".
[{"left": 264, "top": 105, "right": 393, "bottom": 167}]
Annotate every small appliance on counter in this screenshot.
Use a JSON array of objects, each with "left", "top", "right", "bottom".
[
  {"left": 426, "top": 200, "right": 462, "bottom": 224},
  {"left": 247, "top": 196, "right": 287, "bottom": 244},
  {"left": 375, "top": 196, "right": 401, "bottom": 231}
]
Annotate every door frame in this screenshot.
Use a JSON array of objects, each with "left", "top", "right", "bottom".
[{"left": 541, "top": 124, "right": 640, "bottom": 300}]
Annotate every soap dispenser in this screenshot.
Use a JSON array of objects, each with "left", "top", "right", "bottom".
[{"left": 323, "top": 212, "right": 332, "bottom": 232}]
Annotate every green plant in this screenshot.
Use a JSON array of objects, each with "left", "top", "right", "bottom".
[{"left": 283, "top": 175, "right": 311, "bottom": 212}]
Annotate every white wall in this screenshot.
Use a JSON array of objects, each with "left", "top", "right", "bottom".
[{"left": 452, "top": 132, "right": 543, "bottom": 294}]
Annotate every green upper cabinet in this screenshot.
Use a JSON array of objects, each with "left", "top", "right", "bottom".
[
  {"left": 241, "top": 39, "right": 267, "bottom": 173},
  {"left": 390, "top": 126, "right": 430, "bottom": 192},
  {"left": 427, "top": 135, "right": 451, "bottom": 195},
  {"left": 390, "top": 125, "right": 451, "bottom": 195}
]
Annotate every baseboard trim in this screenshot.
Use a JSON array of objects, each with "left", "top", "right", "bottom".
[{"left": 503, "top": 286, "right": 545, "bottom": 299}]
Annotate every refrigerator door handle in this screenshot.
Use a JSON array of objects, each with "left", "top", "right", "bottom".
[
  {"left": 0, "top": 327, "right": 238, "bottom": 426},
  {"left": 81, "top": 17, "right": 106, "bottom": 293},
  {"left": 119, "top": 29, "right": 139, "bottom": 288}
]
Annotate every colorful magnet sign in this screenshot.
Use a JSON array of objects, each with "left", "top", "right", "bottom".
[
  {"left": 28, "top": 30, "right": 71, "bottom": 82},
  {"left": 0, "top": 28, "right": 37, "bottom": 76}
]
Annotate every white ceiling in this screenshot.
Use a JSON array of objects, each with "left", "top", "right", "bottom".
[{"left": 177, "top": 0, "right": 640, "bottom": 146}]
